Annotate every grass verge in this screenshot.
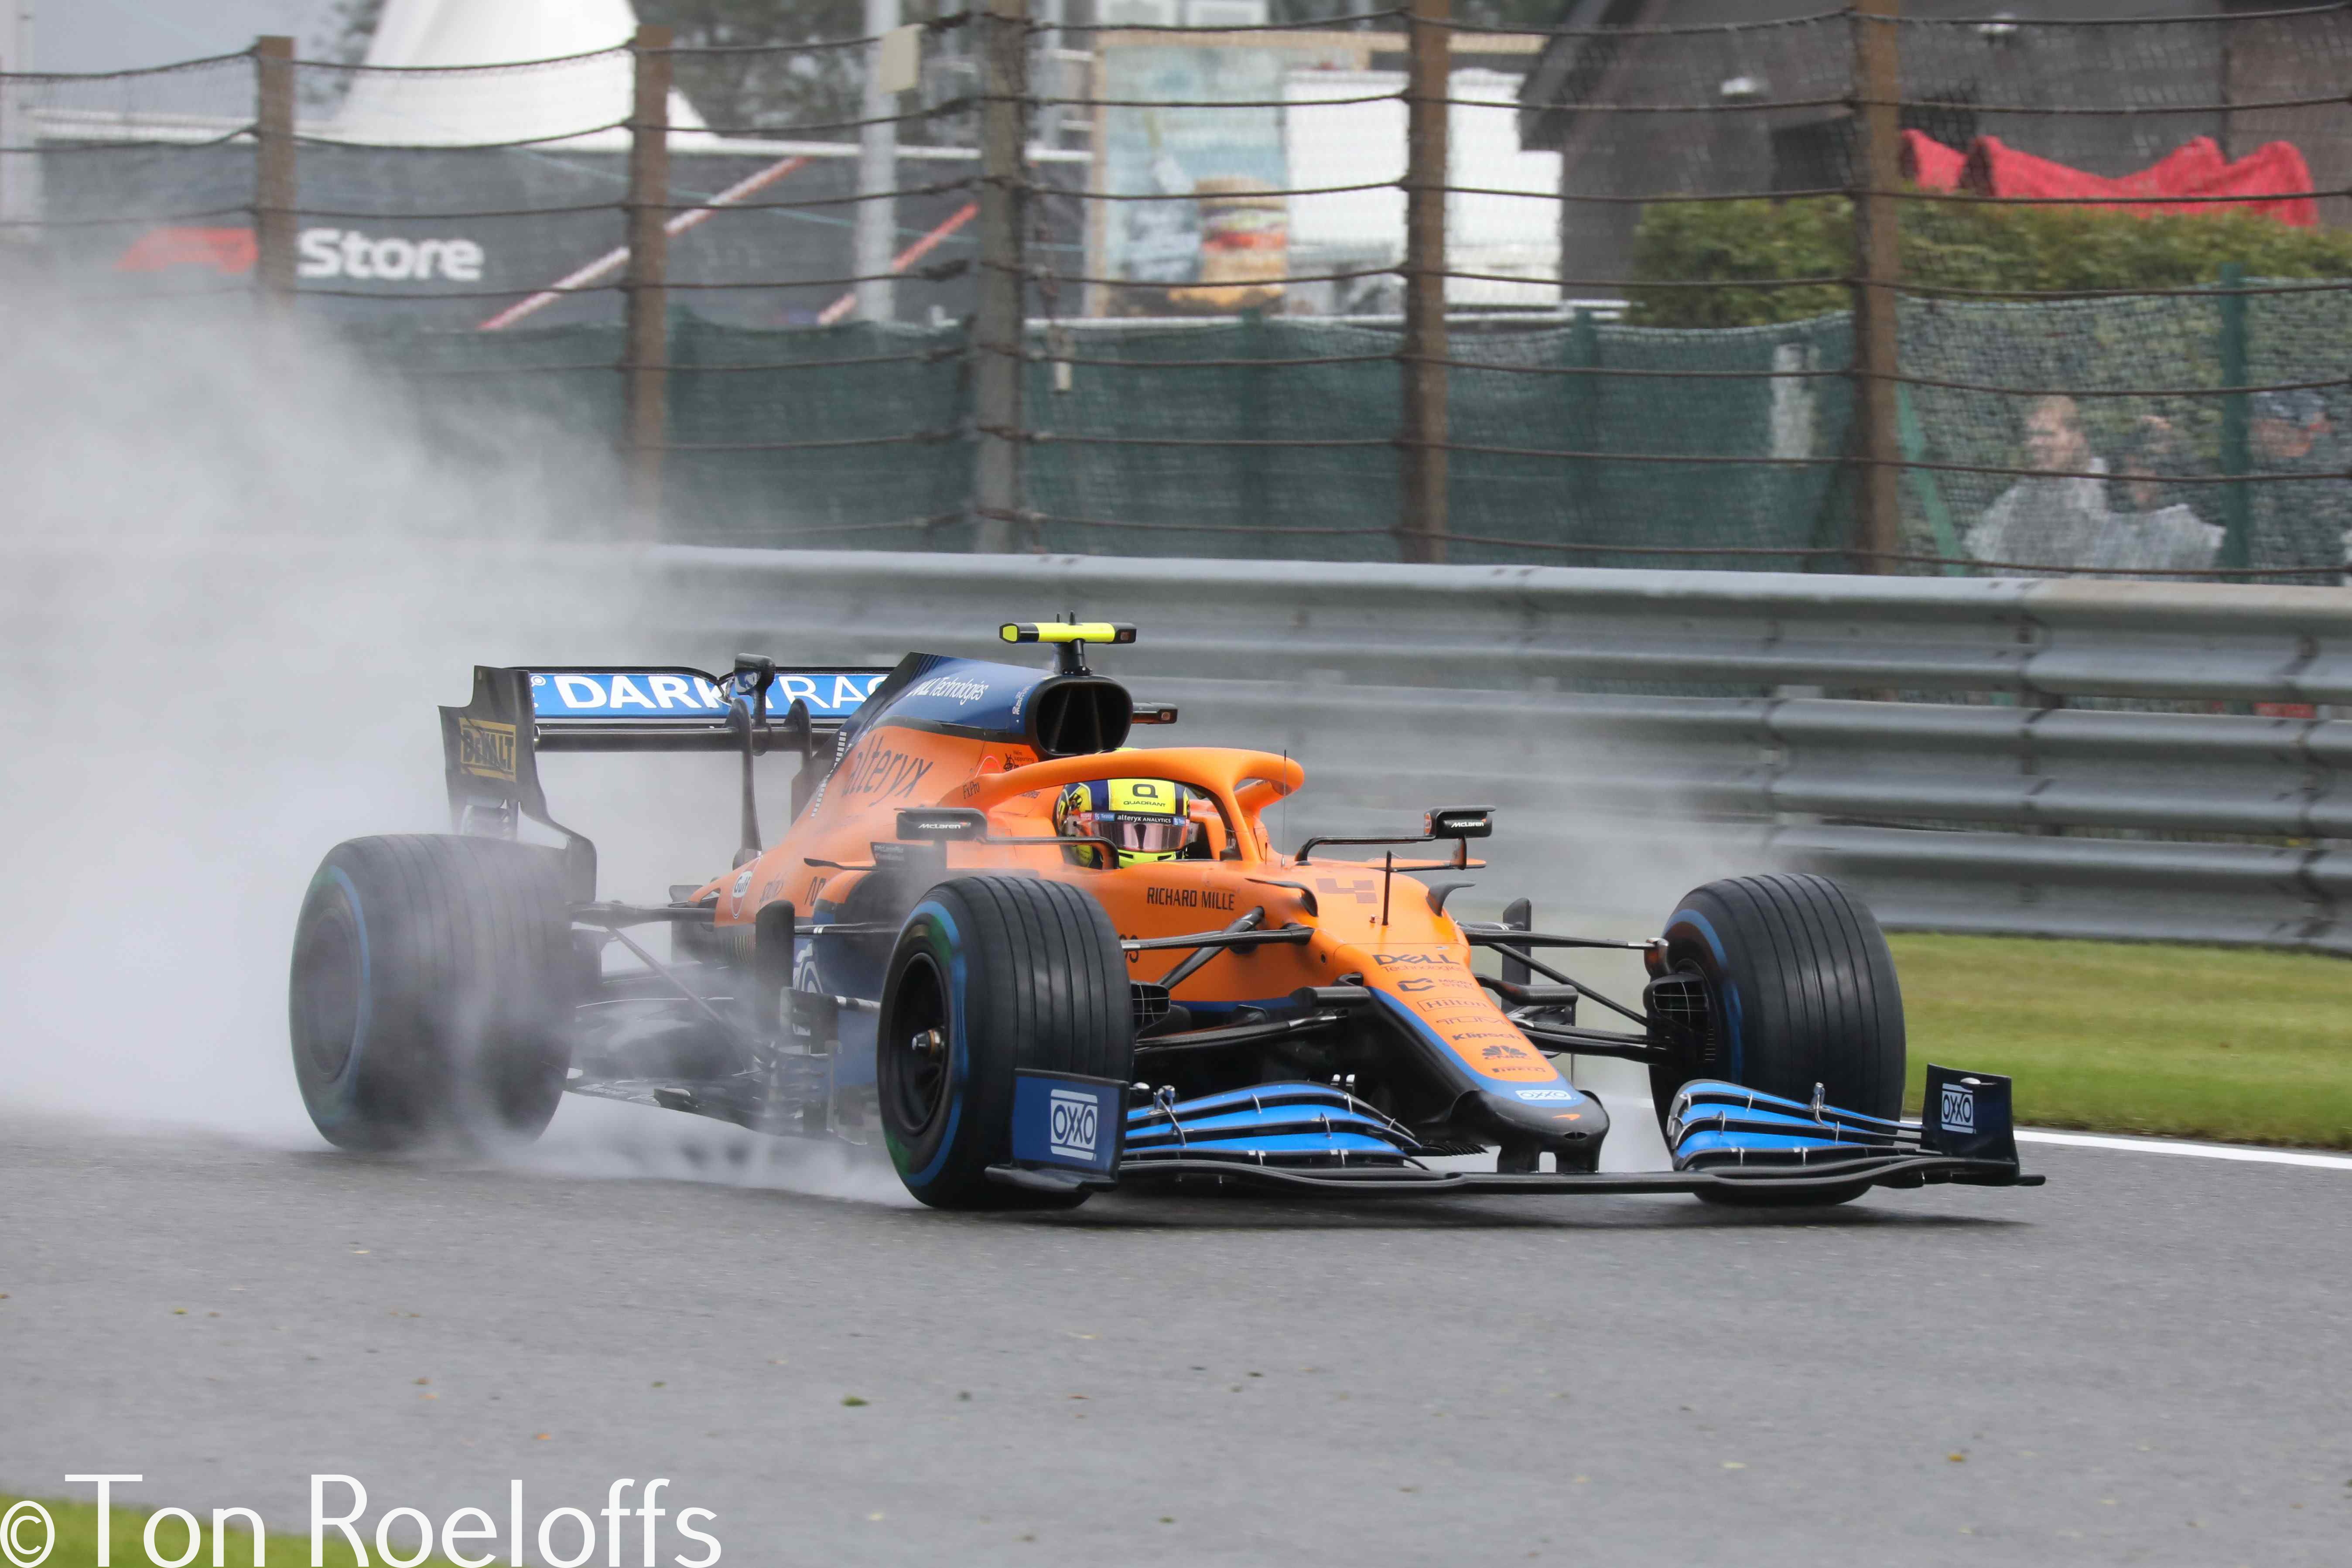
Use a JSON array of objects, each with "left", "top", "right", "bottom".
[
  {"left": 1890, "top": 933, "right": 2352, "bottom": 1149},
  {"left": 0, "top": 1495, "right": 465, "bottom": 1568}
]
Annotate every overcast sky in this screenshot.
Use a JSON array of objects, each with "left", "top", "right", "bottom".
[{"left": 35, "top": 0, "right": 336, "bottom": 73}]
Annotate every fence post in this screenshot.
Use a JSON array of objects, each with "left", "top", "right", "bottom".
[
  {"left": 2216, "top": 260, "right": 2252, "bottom": 571},
  {"left": 625, "top": 24, "right": 674, "bottom": 536},
  {"left": 1398, "top": 0, "right": 1449, "bottom": 564},
  {"left": 972, "top": 0, "right": 1028, "bottom": 553},
  {"left": 854, "top": 0, "right": 902, "bottom": 323},
  {"left": 253, "top": 36, "right": 297, "bottom": 308},
  {"left": 1848, "top": 0, "right": 1902, "bottom": 573},
  {"left": 1566, "top": 305, "right": 1599, "bottom": 534},
  {"left": 0, "top": 7, "right": 44, "bottom": 245}
]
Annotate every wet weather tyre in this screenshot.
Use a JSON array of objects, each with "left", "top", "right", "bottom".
[
  {"left": 290, "top": 834, "right": 581, "bottom": 1153},
  {"left": 876, "top": 876, "right": 1134, "bottom": 1211},
  {"left": 1652, "top": 873, "right": 1904, "bottom": 1208}
]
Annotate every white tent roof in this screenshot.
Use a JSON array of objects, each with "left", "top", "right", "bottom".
[{"left": 329, "top": 0, "right": 710, "bottom": 150}]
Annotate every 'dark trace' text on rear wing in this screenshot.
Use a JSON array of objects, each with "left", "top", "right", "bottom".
[{"left": 437, "top": 661, "right": 892, "bottom": 898}]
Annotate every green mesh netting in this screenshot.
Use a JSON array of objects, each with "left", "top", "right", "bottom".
[
  {"left": 337, "top": 289, "right": 2345, "bottom": 578},
  {"left": 1012, "top": 314, "right": 1856, "bottom": 567},
  {"left": 341, "top": 319, "right": 624, "bottom": 431},
  {"left": 663, "top": 314, "right": 974, "bottom": 550},
  {"left": 1897, "top": 282, "right": 2352, "bottom": 581}
]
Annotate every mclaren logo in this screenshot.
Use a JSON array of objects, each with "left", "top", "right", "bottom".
[{"left": 457, "top": 717, "right": 517, "bottom": 783}]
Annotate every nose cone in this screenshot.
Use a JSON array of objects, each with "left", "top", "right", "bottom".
[{"left": 1467, "top": 1081, "right": 1610, "bottom": 1168}]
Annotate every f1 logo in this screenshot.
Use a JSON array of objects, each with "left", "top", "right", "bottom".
[{"left": 1940, "top": 1081, "right": 1976, "bottom": 1134}]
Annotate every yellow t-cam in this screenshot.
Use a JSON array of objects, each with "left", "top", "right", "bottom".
[{"left": 999, "top": 622, "right": 1137, "bottom": 646}]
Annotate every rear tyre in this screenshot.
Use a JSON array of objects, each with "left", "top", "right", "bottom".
[
  {"left": 876, "top": 876, "right": 1134, "bottom": 1211},
  {"left": 1649, "top": 873, "right": 1904, "bottom": 1208},
  {"left": 290, "top": 834, "right": 581, "bottom": 1153}
]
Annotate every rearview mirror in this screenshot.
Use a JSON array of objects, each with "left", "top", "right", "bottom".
[{"left": 1425, "top": 806, "right": 1495, "bottom": 840}]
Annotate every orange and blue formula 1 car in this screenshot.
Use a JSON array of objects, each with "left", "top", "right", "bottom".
[{"left": 289, "top": 622, "right": 2041, "bottom": 1209}]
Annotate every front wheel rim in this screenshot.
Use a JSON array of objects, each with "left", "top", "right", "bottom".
[
  {"left": 292, "top": 890, "right": 364, "bottom": 1079},
  {"left": 886, "top": 953, "right": 952, "bottom": 1136}
]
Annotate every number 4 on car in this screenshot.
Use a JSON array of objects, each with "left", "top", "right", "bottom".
[{"left": 288, "top": 622, "right": 2042, "bottom": 1209}]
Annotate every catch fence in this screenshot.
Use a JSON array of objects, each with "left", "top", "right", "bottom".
[{"left": 6, "top": 4, "right": 2351, "bottom": 578}]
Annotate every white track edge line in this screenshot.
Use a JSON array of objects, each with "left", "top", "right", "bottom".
[{"left": 2014, "top": 1129, "right": 2352, "bottom": 1169}]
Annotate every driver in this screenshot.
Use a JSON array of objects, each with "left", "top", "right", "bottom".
[{"left": 1053, "top": 777, "right": 1205, "bottom": 868}]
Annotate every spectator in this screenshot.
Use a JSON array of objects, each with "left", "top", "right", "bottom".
[
  {"left": 2114, "top": 415, "right": 2189, "bottom": 515},
  {"left": 1967, "top": 396, "right": 2219, "bottom": 574},
  {"left": 2244, "top": 389, "right": 2352, "bottom": 583}
]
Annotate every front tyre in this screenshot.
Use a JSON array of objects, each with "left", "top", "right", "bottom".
[
  {"left": 876, "top": 876, "right": 1133, "bottom": 1211},
  {"left": 290, "top": 835, "right": 581, "bottom": 1153},
  {"left": 1651, "top": 873, "right": 1905, "bottom": 1208}
]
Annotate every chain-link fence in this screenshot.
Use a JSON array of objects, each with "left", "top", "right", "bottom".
[{"left": 6, "top": 4, "right": 2350, "bottom": 578}]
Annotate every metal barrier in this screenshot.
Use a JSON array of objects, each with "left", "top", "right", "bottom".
[{"left": 649, "top": 548, "right": 2352, "bottom": 953}]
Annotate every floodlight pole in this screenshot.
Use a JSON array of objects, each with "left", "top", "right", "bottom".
[
  {"left": 973, "top": 0, "right": 1028, "bottom": 553},
  {"left": 625, "top": 24, "right": 675, "bottom": 536},
  {"left": 1849, "top": 0, "right": 1903, "bottom": 573},
  {"left": 1398, "top": 0, "right": 1450, "bottom": 565}
]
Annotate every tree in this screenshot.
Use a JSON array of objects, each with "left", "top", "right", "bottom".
[
  {"left": 301, "top": 0, "right": 386, "bottom": 104},
  {"left": 640, "top": 0, "right": 962, "bottom": 141},
  {"left": 310, "top": 0, "right": 387, "bottom": 64}
]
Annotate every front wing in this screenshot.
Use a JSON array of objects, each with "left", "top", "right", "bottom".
[{"left": 985, "top": 1071, "right": 2042, "bottom": 1199}]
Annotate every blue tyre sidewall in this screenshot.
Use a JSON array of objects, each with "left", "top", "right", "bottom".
[
  {"left": 881, "top": 898, "right": 974, "bottom": 1200},
  {"left": 1664, "top": 903, "right": 1744, "bottom": 1084}
]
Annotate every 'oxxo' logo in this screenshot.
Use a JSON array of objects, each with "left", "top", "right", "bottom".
[
  {"left": 1941, "top": 1082, "right": 1976, "bottom": 1133},
  {"left": 1048, "top": 1089, "right": 1098, "bottom": 1159}
]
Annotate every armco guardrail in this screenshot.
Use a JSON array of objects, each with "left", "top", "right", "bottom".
[
  {"left": 657, "top": 550, "right": 2352, "bottom": 703},
  {"left": 645, "top": 550, "right": 2352, "bottom": 954}
]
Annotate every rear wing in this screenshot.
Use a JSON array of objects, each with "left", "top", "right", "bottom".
[
  {"left": 437, "top": 663, "right": 892, "bottom": 887},
  {"left": 523, "top": 666, "right": 888, "bottom": 750}
]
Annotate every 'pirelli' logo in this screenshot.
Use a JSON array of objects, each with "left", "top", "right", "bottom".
[{"left": 458, "top": 717, "right": 517, "bottom": 783}]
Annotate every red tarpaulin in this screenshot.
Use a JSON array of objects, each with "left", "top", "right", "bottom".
[{"left": 1898, "top": 130, "right": 2316, "bottom": 227}]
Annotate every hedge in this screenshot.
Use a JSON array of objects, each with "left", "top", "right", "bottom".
[{"left": 1625, "top": 195, "right": 2352, "bottom": 328}]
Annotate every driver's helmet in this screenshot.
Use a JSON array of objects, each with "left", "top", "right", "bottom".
[{"left": 1053, "top": 778, "right": 1202, "bottom": 868}]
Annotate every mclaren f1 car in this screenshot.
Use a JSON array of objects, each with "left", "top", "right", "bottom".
[{"left": 289, "top": 622, "right": 2040, "bottom": 1209}]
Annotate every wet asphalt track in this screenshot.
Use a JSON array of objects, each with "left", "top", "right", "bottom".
[{"left": 4, "top": 1100, "right": 2349, "bottom": 1568}]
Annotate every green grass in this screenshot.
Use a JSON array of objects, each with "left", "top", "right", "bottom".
[
  {"left": 1890, "top": 933, "right": 2352, "bottom": 1149},
  {"left": 0, "top": 1495, "right": 466, "bottom": 1568}
]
